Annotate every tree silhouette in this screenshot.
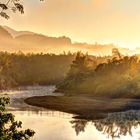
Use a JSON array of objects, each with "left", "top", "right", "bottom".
[
  {"left": 0, "top": 97, "right": 35, "bottom": 139},
  {"left": 94, "top": 111, "right": 140, "bottom": 138},
  {"left": 70, "top": 111, "right": 140, "bottom": 139},
  {"left": 0, "top": 0, "right": 43, "bottom": 19},
  {"left": 70, "top": 119, "right": 88, "bottom": 135}
]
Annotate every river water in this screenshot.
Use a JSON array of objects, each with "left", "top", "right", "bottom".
[{"left": 0, "top": 86, "right": 140, "bottom": 140}]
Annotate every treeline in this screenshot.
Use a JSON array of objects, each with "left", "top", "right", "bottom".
[
  {"left": 0, "top": 51, "right": 76, "bottom": 89},
  {"left": 0, "top": 51, "right": 114, "bottom": 90},
  {"left": 57, "top": 49, "right": 140, "bottom": 98}
]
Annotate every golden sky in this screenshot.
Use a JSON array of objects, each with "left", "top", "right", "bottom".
[{"left": 1, "top": 0, "right": 140, "bottom": 50}]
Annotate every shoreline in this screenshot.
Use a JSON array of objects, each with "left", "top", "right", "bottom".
[{"left": 24, "top": 96, "right": 140, "bottom": 120}]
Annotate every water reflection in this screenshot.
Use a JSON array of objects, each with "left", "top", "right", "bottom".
[
  {"left": 12, "top": 110, "right": 73, "bottom": 119},
  {"left": 70, "top": 120, "right": 89, "bottom": 135},
  {"left": 70, "top": 110, "right": 140, "bottom": 139},
  {"left": 1, "top": 86, "right": 140, "bottom": 140}
]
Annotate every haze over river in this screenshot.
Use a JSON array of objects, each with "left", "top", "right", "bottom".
[{"left": 0, "top": 86, "right": 140, "bottom": 140}]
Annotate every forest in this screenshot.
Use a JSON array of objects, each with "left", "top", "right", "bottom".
[
  {"left": 0, "top": 51, "right": 75, "bottom": 89},
  {"left": 0, "top": 51, "right": 112, "bottom": 90},
  {"left": 57, "top": 48, "right": 140, "bottom": 98},
  {"left": 0, "top": 48, "right": 140, "bottom": 99}
]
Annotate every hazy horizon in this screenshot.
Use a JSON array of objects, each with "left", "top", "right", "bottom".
[
  {"left": 0, "top": 25, "right": 137, "bottom": 55},
  {"left": 1, "top": 0, "right": 140, "bottom": 50}
]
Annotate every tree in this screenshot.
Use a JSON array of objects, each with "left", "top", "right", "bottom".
[
  {"left": 70, "top": 52, "right": 89, "bottom": 75},
  {"left": 0, "top": 97, "right": 35, "bottom": 140},
  {"left": 0, "top": 0, "right": 43, "bottom": 19},
  {"left": 112, "top": 48, "right": 122, "bottom": 59}
]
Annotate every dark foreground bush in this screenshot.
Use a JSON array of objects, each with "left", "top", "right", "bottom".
[{"left": 0, "top": 97, "right": 35, "bottom": 140}]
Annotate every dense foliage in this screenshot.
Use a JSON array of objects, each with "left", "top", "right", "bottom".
[
  {"left": 0, "top": 0, "right": 24, "bottom": 19},
  {"left": 0, "top": 51, "right": 75, "bottom": 89},
  {"left": 0, "top": 97, "right": 35, "bottom": 140},
  {"left": 0, "top": 0, "right": 43, "bottom": 19},
  {"left": 57, "top": 49, "right": 140, "bottom": 98}
]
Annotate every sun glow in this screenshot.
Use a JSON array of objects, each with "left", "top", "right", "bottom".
[{"left": 0, "top": 0, "right": 140, "bottom": 53}]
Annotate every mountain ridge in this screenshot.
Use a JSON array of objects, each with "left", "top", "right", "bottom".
[
  {"left": 0, "top": 25, "right": 133, "bottom": 55},
  {"left": 3, "top": 26, "right": 36, "bottom": 38}
]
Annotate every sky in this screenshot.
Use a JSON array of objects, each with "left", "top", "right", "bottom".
[{"left": 1, "top": 0, "right": 140, "bottom": 50}]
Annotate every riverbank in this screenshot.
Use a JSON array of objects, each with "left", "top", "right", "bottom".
[{"left": 24, "top": 96, "right": 140, "bottom": 119}]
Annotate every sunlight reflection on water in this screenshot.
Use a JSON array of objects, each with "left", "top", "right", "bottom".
[
  {"left": 13, "top": 110, "right": 140, "bottom": 140},
  {"left": 0, "top": 86, "right": 140, "bottom": 140}
]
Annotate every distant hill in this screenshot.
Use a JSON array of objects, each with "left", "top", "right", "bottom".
[
  {"left": 0, "top": 26, "right": 14, "bottom": 52},
  {"left": 15, "top": 34, "right": 72, "bottom": 47},
  {"left": 73, "top": 43, "right": 132, "bottom": 55},
  {"left": 3, "top": 26, "right": 35, "bottom": 38},
  {"left": 0, "top": 26, "right": 12, "bottom": 39},
  {"left": 0, "top": 25, "right": 132, "bottom": 55}
]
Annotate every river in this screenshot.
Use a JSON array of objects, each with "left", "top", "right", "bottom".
[{"left": 0, "top": 86, "right": 140, "bottom": 140}]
